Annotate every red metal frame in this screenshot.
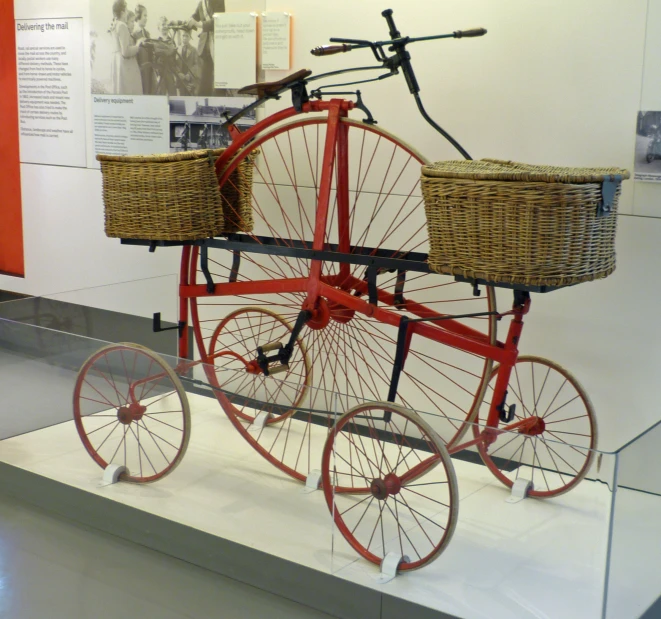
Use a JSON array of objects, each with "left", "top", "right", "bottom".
[{"left": 175, "top": 97, "right": 531, "bottom": 449}]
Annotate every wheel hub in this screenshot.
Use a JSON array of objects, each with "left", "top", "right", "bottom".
[
  {"left": 370, "top": 473, "right": 402, "bottom": 501},
  {"left": 306, "top": 298, "right": 331, "bottom": 330},
  {"left": 520, "top": 416, "right": 546, "bottom": 437},
  {"left": 117, "top": 402, "right": 147, "bottom": 425},
  {"left": 245, "top": 360, "right": 262, "bottom": 375}
]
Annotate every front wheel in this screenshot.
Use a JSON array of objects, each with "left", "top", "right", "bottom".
[
  {"left": 322, "top": 402, "right": 458, "bottom": 571},
  {"left": 474, "top": 356, "right": 597, "bottom": 498}
]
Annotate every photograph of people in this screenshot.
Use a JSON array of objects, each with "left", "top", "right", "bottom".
[
  {"left": 110, "top": 0, "right": 144, "bottom": 95},
  {"left": 152, "top": 16, "right": 178, "bottom": 95},
  {"left": 188, "top": 0, "right": 225, "bottom": 95},
  {"left": 177, "top": 28, "right": 201, "bottom": 96},
  {"left": 133, "top": 4, "right": 154, "bottom": 95},
  {"left": 91, "top": 0, "right": 230, "bottom": 97}
]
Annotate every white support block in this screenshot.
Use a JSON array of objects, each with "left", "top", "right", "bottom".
[
  {"left": 99, "top": 464, "right": 128, "bottom": 487},
  {"left": 301, "top": 469, "right": 322, "bottom": 494},
  {"left": 376, "top": 552, "right": 407, "bottom": 584},
  {"left": 506, "top": 477, "right": 533, "bottom": 504},
  {"left": 251, "top": 411, "right": 271, "bottom": 431}
]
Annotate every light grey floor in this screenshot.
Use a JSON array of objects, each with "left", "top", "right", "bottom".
[{"left": 0, "top": 493, "right": 340, "bottom": 619}]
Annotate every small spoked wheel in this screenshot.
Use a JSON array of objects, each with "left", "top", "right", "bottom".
[
  {"left": 208, "top": 307, "right": 311, "bottom": 424},
  {"left": 73, "top": 343, "right": 191, "bottom": 483},
  {"left": 474, "top": 356, "right": 597, "bottom": 498},
  {"left": 204, "top": 307, "right": 317, "bottom": 482},
  {"left": 322, "top": 402, "right": 458, "bottom": 571}
]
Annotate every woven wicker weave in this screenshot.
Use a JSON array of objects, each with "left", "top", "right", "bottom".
[
  {"left": 216, "top": 152, "right": 256, "bottom": 233},
  {"left": 98, "top": 149, "right": 254, "bottom": 241},
  {"left": 421, "top": 159, "right": 630, "bottom": 287}
]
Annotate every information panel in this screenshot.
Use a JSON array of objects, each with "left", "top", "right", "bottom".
[
  {"left": 261, "top": 12, "right": 291, "bottom": 71},
  {"left": 92, "top": 95, "right": 169, "bottom": 161},
  {"left": 15, "top": 18, "right": 86, "bottom": 167},
  {"left": 214, "top": 13, "right": 257, "bottom": 89}
]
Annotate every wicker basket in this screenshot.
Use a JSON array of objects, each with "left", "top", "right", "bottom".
[
  {"left": 216, "top": 152, "right": 256, "bottom": 233},
  {"left": 421, "top": 159, "right": 630, "bottom": 288},
  {"left": 98, "top": 149, "right": 255, "bottom": 241}
]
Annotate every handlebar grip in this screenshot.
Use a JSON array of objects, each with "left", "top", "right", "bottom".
[
  {"left": 310, "top": 44, "right": 352, "bottom": 57},
  {"left": 382, "top": 8, "right": 401, "bottom": 39},
  {"left": 454, "top": 27, "right": 487, "bottom": 38}
]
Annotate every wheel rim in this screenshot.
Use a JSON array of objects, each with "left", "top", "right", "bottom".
[
  {"left": 474, "top": 356, "right": 597, "bottom": 498},
  {"left": 321, "top": 402, "right": 458, "bottom": 571},
  {"left": 73, "top": 344, "right": 191, "bottom": 483},
  {"left": 190, "top": 115, "right": 496, "bottom": 481}
]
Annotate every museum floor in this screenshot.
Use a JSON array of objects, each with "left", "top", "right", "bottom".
[{"left": 0, "top": 493, "right": 336, "bottom": 619}]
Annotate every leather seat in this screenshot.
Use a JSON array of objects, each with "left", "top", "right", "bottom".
[{"left": 238, "top": 69, "right": 312, "bottom": 98}]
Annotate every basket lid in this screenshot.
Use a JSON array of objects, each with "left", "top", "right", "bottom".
[
  {"left": 96, "top": 148, "right": 226, "bottom": 163},
  {"left": 421, "top": 158, "right": 630, "bottom": 183}
]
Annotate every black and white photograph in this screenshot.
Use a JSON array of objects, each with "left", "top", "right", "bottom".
[
  {"left": 169, "top": 96, "right": 255, "bottom": 152},
  {"left": 90, "top": 0, "right": 228, "bottom": 97},
  {"left": 634, "top": 111, "right": 661, "bottom": 182}
]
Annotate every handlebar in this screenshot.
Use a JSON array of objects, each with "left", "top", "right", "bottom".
[
  {"left": 311, "top": 44, "right": 353, "bottom": 57},
  {"left": 382, "top": 8, "right": 400, "bottom": 39},
  {"left": 454, "top": 28, "right": 487, "bottom": 38},
  {"left": 309, "top": 10, "right": 487, "bottom": 60},
  {"left": 307, "top": 8, "right": 485, "bottom": 161}
]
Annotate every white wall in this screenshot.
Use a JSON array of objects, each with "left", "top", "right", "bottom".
[{"left": 5, "top": 0, "right": 660, "bottom": 450}]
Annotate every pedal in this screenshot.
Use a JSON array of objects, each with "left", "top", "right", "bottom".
[
  {"left": 268, "top": 363, "right": 289, "bottom": 375},
  {"left": 258, "top": 341, "right": 283, "bottom": 353}
]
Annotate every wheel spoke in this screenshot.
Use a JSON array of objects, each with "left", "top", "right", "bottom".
[{"left": 476, "top": 358, "right": 595, "bottom": 497}]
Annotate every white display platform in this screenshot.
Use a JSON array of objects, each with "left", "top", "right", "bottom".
[{"left": 0, "top": 393, "right": 657, "bottom": 619}]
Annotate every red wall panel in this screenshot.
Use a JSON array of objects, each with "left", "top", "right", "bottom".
[{"left": 0, "top": 2, "right": 25, "bottom": 277}]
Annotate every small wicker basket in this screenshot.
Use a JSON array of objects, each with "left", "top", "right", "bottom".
[
  {"left": 98, "top": 149, "right": 255, "bottom": 241},
  {"left": 421, "top": 159, "right": 630, "bottom": 288}
]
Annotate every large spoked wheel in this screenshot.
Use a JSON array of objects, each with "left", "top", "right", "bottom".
[
  {"left": 73, "top": 343, "right": 191, "bottom": 483},
  {"left": 188, "top": 115, "right": 497, "bottom": 483},
  {"left": 474, "top": 356, "right": 597, "bottom": 498},
  {"left": 322, "top": 402, "right": 458, "bottom": 571},
  {"left": 208, "top": 307, "right": 311, "bottom": 424}
]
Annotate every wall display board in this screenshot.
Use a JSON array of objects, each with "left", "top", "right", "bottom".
[
  {"left": 15, "top": 18, "right": 86, "bottom": 168},
  {"left": 168, "top": 96, "right": 255, "bottom": 152},
  {"left": 89, "top": 0, "right": 254, "bottom": 160},
  {"left": 261, "top": 12, "right": 291, "bottom": 70},
  {"left": 213, "top": 12, "right": 257, "bottom": 89},
  {"left": 634, "top": 111, "right": 661, "bottom": 181},
  {"left": 92, "top": 94, "right": 169, "bottom": 156},
  {"left": 636, "top": 0, "right": 661, "bottom": 183}
]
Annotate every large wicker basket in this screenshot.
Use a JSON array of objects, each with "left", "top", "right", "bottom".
[
  {"left": 98, "top": 149, "right": 255, "bottom": 241},
  {"left": 421, "top": 159, "right": 630, "bottom": 288}
]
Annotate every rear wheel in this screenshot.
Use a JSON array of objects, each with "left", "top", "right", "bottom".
[{"left": 474, "top": 356, "right": 597, "bottom": 498}]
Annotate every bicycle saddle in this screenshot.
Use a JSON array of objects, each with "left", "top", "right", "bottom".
[{"left": 238, "top": 69, "right": 312, "bottom": 97}]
